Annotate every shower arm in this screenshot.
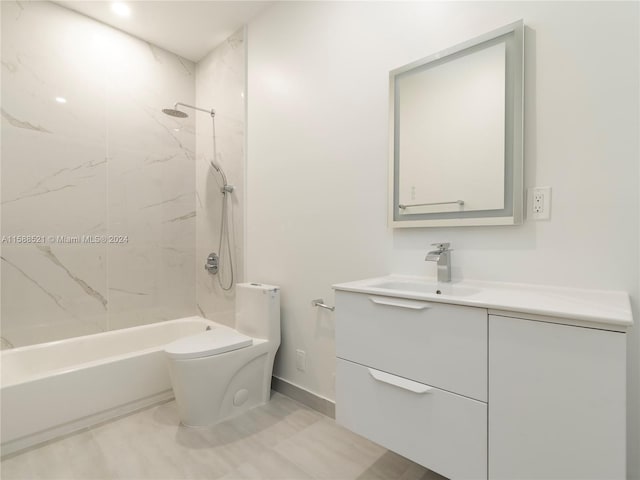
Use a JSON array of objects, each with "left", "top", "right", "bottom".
[
  {"left": 174, "top": 102, "right": 215, "bottom": 117},
  {"left": 167, "top": 101, "right": 231, "bottom": 192}
]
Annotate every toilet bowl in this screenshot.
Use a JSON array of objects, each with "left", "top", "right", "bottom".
[{"left": 164, "top": 283, "right": 280, "bottom": 427}]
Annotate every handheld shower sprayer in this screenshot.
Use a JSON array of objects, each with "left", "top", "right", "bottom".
[{"left": 210, "top": 161, "right": 234, "bottom": 194}]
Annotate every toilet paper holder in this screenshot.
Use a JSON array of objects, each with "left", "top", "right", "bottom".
[{"left": 311, "top": 298, "right": 335, "bottom": 312}]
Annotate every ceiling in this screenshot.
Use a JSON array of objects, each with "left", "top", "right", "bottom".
[{"left": 54, "top": 1, "right": 272, "bottom": 62}]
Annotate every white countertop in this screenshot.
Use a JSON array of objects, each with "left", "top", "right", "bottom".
[{"left": 333, "top": 275, "right": 633, "bottom": 329}]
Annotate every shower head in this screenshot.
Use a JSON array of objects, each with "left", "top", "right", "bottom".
[
  {"left": 162, "top": 102, "right": 215, "bottom": 118},
  {"left": 162, "top": 108, "right": 188, "bottom": 118}
]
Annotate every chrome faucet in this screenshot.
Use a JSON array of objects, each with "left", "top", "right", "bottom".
[{"left": 425, "top": 243, "right": 452, "bottom": 283}]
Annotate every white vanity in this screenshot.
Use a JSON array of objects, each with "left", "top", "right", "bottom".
[{"left": 333, "top": 276, "right": 632, "bottom": 480}]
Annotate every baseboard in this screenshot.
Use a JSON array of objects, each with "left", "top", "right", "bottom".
[{"left": 271, "top": 376, "right": 335, "bottom": 419}]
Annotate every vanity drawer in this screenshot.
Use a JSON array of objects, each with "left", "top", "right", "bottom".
[
  {"left": 336, "top": 359, "right": 487, "bottom": 480},
  {"left": 335, "top": 291, "right": 487, "bottom": 401}
]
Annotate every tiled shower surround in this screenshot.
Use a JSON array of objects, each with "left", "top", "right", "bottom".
[
  {"left": 195, "top": 29, "right": 246, "bottom": 327},
  {"left": 0, "top": 1, "right": 245, "bottom": 347}
]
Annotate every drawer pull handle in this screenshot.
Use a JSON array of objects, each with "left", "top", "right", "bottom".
[
  {"left": 368, "top": 297, "right": 431, "bottom": 310},
  {"left": 368, "top": 368, "right": 433, "bottom": 394}
]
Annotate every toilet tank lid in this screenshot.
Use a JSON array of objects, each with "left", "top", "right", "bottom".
[
  {"left": 237, "top": 282, "right": 279, "bottom": 292},
  {"left": 164, "top": 327, "right": 253, "bottom": 360}
]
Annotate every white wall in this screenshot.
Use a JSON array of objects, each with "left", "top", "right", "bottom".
[
  {"left": 195, "top": 28, "right": 246, "bottom": 327},
  {"left": 1, "top": 1, "right": 197, "bottom": 346},
  {"left": 246, "top": 2, "right": 639, "bottom": 477}
]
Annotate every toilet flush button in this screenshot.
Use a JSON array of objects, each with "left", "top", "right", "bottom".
[{"left": 233, "top": 389, "right": 249, "bottom": 406}]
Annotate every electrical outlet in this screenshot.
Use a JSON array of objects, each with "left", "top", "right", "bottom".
[
  {"left": 296, "top": 349, "right": 306, "bottom": 372},
  {"left": 529, "top": 187, "right": 551, "bottom": 220}
]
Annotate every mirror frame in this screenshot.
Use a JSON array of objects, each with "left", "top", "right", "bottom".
[{"left": 388, "top": 20, "right": 524, "bottom": 228}]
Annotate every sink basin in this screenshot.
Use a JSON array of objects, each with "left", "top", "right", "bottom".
[{"left": 368, "top": 280, "right": 480, "bottom": 297}]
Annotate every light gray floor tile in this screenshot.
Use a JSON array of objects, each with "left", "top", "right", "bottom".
[
  {"left": 1, "top": 393, "right": 445, "bottom": 480},
  {"left": 229, "top": 393, "right": 324, "bottom": 450},
  {"left": 1, "top": 430, "right": 112, "bottom": 480},
  {"left": 273, "top": 417, "right": 388, "bottom": 479},
  {"left": 397, "top": 461, "right": 445, "bottom": 480},
  {"left": 356, "top": 450, "right": 427, "bottom": 480},
  {"left": 219, "top": 449, "right": 314, "bottom": 480},
  {"left": 90, "top": 401, "right": 268, "bottom": 479}
]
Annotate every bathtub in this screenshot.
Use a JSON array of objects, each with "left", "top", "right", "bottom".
[{"left": 0, "top": 316, "right": 217, "bottom": 457}]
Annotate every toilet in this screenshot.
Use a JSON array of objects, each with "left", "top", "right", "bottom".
[{"left": 164, "top": 283, "right": 280, "bottom": 427}]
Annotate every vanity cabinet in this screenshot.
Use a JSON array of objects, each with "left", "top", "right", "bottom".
[
  {"left": 334, "top": 286, "right": 629, "bottom": 480},
  {"left": 336, "top": 359, "right": 487, "bottom": 480},
  {"left": 335, "top": 291, "right": 488, "bottom": 480},
  {"left": 488, "top": 314, "right": 626, "bottom": 480},
  {"left": 335, "top": 291, "right": 487, "bottom": 401}
]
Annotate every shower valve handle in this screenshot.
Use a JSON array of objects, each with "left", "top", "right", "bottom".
[{"left": 205, "top": 253, "right": 219, "bottom": 275}]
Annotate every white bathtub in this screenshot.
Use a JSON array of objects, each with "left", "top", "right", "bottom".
[{"left": 0, "top": 316, "right": 217, "bottom": 456}]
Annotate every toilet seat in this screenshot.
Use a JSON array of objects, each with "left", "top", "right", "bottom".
[{"left": 165, "top": 327, "right": 253, "bottom": 360}]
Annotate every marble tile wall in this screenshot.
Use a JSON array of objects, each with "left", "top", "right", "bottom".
[
  {"left": 1, "top": 1, "right": 197, "bottom": 346},
  {"left": 195, "top": 28, "right": 246, "bottom": 327}
]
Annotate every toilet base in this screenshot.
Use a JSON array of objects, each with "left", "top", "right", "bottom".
[{"left": 167, "top": 340, "right": 275, "bottom": 427}]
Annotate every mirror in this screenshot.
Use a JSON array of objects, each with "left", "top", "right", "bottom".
[{"left": 389, "top": 21, "right": 524, "bottom": 227}]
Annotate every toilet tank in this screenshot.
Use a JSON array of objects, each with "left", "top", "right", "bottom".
[{"left": 235, "top": 283, "right": 280, "bottom": 343}]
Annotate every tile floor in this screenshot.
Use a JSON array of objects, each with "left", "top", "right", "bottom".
[{"left": 1, "top": 392, "right": 446, "bottom": 480}]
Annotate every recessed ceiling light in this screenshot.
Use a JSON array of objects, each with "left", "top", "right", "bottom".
[
  {"left": 111, "top": 2, "right": 131, "bottom": 17},
  {"left": 55, "top": 97, "right": 67, "bottom": 104}
]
